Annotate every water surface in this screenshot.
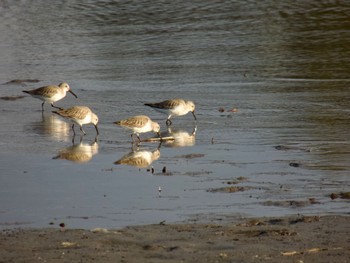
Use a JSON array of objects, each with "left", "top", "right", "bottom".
[{"left": 0, "top": 1, "right": 349, "bottom": 229}]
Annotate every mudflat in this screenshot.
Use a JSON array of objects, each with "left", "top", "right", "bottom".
[{"left": 1, "top": 215, "right": 349, "bottom": 263}]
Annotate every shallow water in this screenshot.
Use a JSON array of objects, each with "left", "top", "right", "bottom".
[{"left": 0, "top": 1, "right": 349, "bottom": 229}]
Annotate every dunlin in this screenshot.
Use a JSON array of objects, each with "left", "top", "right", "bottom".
[
  {"left": 114, "top": 115, "right": 161, "bottom": 142},
  {"left": 114, "top": 148, "right": 160, "bottom": 168},
  {"left": 144, "top": 99, "right": 196, "bottom": 125},
  {"left": 53, "top": 106, "right": 99, "bottom": 136},
  {"left": 23, "top": 82, "right": 77, "bottom": 111}
]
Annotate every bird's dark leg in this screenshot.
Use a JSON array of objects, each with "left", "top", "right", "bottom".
[
  {"left": 131, "top": 141, "right": 139, "bottom": 151},
  {"left": 131, "top": 134, "right": 140, "bottom": 146},
  {"left": 51, "top": 103, "right": 63, "bottom": 110},
  {"left": 72, "top": 124, "right": 76, "bottom": 136},
  {"left": 41, "top": 102, "right": 45, "bottom": 112},
  {"left": 80, "top": 126, "right": 86, "bottom": 135},
  {"left": 192, "top": 111, "right": 197, "bottom": 121},
  {"left": 94, "top": 125, "right": 99, "bottom": 136},
  {"left": 157, "top": 140, "right": 163, "bottom": 149}
]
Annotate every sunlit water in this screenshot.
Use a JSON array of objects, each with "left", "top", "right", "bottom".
[{"left": 0, "top": 1, "right": 349, "bottom": 229}]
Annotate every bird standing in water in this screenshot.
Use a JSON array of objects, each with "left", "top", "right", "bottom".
[
  {"left": 53, "top": 106, "right": 99, "bottom": 136},
  {"left": 114, "top": 115, "right": 161, "bottom": 142},
  {"left": 144, "top": 99, "right": 196, "bottom": 125},
  {"left": 23, "top": 82, "right": 77, "bottom": 111}
]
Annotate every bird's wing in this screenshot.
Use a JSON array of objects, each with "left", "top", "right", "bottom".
[
  {"left": 56, "top": 106, "right": 90, "bottom": 120},
  {"left": 27, "top": 85, "right": 59, "bottom": 97},
  {"left": 119, "top": 115, "right": 150, "bottom": 128},
  {"left": 145, "top": 99, "right": 183, "bottom": 109}
]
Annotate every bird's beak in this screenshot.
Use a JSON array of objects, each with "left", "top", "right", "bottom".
[
  {"left": 192, "top": 111, "right": 197, "bottom": 121},
  {"left": 94, "top": 125, "right": 99, "bottom": 135},
  {"left": 69, "top": 90, "right": 78, "bottom": 98}
]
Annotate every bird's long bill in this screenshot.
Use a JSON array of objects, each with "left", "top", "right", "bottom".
[
  {"left": 192, "top": 111, "right": 197, "bottom": 121},
  {"left": 69, "top": 89, "right": 78, "bottom": 98},
  {"left": 94, "top": 125, "right": 100, "bottom": 135}
]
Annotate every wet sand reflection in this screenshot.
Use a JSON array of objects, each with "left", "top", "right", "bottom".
[
  {"left": 160, "top": 125, "right": 196, "bottom": 148},
  {"left": 114, "top": 147, "right": 161, "bottom": 168},
  {"left": 28, "top": 113, "right": 71, "bottom": 141},
  {"left": 53, "top": 137, "right": 99, "bottom": 163}
]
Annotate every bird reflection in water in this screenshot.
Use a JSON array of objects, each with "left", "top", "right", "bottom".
[
  {"left": 53, "top": 136, "right": 99, "bottom": 163},
  {"left": 161, "top": 125, "right": 197, "bottom": 147},
  {"left": 29, "top": 113, "right": 71, "bottom": 141},
  {"left": 114, "top": 146, "right": 161, "bottom": 168}
]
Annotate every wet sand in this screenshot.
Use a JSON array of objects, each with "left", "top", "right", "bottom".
[{"left": 1, "top": 215, "right": 349, "bottom": 263}]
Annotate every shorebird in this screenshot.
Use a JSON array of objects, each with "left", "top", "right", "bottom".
[
  {"left": 23, "top": 82, "right": 77, "bottom": 111},
  {"left": 53, "top": 106, "right": 99, "bottom": 136},
  {"left": 114, "top": 115, "right": 161, "bottom": 142},
  {"left": 144, "top": 99, "right": 196, "bottom": 125}
]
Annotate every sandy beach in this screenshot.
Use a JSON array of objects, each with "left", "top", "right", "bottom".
[{"left": 1, "top": 215, "right": 349, "bottom": 263}]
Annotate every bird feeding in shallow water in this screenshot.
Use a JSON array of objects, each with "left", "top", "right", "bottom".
[
  {"left": 23, "top": 82, "right": 77, "bottom": 111},
  {"left": 144, "top": 99, "right": 196, "bottom": 125},
  {"left": 113, "top": 115, "right": 161, "bottom": 142},
  {"left": 53, "top": 106, "right": 99, "bottom": 136}
]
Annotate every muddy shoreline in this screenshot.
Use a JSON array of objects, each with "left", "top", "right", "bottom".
[{"left": 1, "top": 215, "right": 349, "bottom": 262}]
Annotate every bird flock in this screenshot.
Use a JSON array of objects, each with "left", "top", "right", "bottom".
[{"left": 22, "top": 82, "right": 197, "bottom": 143}]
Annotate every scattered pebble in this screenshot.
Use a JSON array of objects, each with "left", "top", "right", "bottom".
[
  {"left": 263, "top": 199, "right": 317, "bottom": 208},
  {"left": 289, "top": 162, "right": 300, "bottom": 167},
  {"left": 0, "top": 96, "right": 26, "bottom": 101},
  {"left": 218, "top": 107, "right": 238, "bottom": 113},
  {"left": 340, "top": 192, "right": 350, "bottom": 199},
  {"left": 59, "top": 223, "right": 65, "bottom": 231},
  {"left": 290, "top": 216, "right": 320, "bottom": 224},
  {"left": 275, "top": 145, "right": 291, "bottom": 151},
  {"left": 174, "top": 153, "right": 205, "bottom": 159},
  {"left": 218, "top": 252, "right": 228, "bottom": 258},
  {"left": 4, "top": 79, "right": 40, "bottom": 84},
  {"left": 308, "top": 198, "right": 320, "bottom": 204},
  {"left": 61, "top": 241, "right": 77, "bottom": 248},
  {"left": 90, "top": 228, "right": 109, "bottom": 233},
  {"left": 226, "top": 177, "right": 247, "bottom": 185},
  {"left": 207, "top": 186, "right": 251, "bottom": 193},
  {"left": 330, "top": 193, "right": 338, "bottom": 200},
  {"left": 330, "top": 192, "right": 350, "bottom": 200}
]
